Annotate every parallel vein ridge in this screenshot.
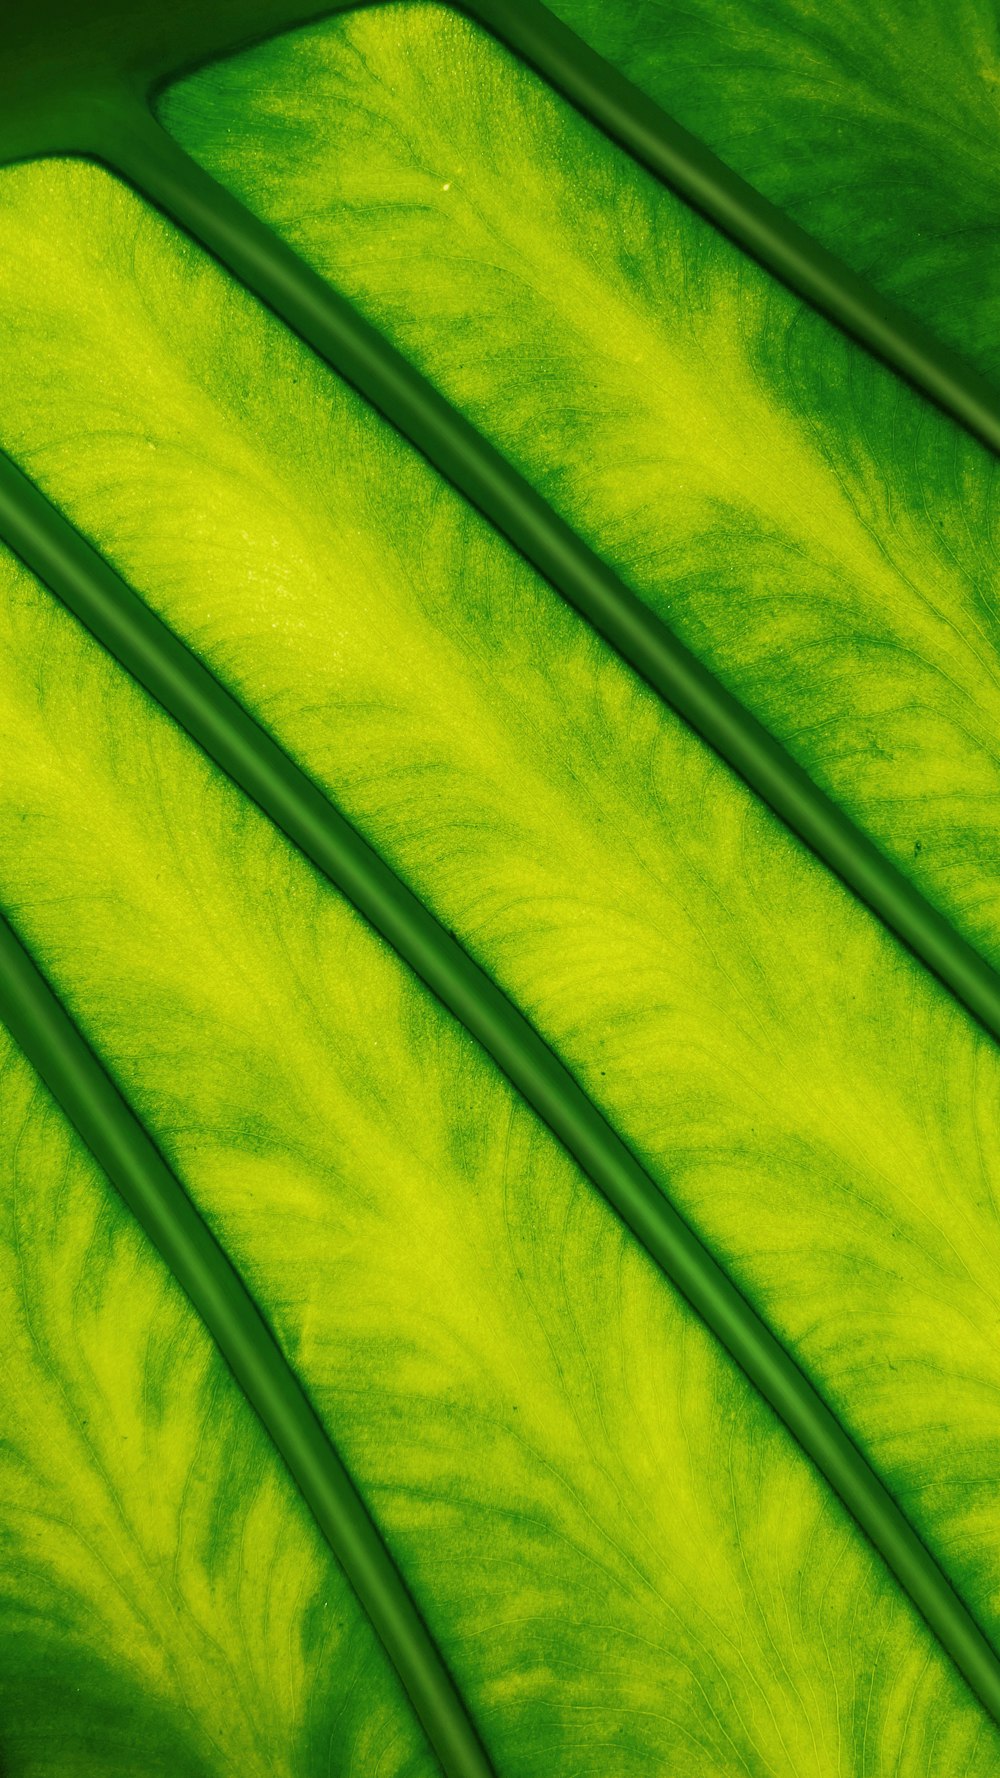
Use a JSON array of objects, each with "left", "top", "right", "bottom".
[
  {"left": 0, "top": 904, "right": 495, "bottom": 1778},
  {"left": 5, "top": 0, "right": 1000, "bottom": 461},
  {"left": 467, "top": 0, "right": 1000, "bottom": 457},
  {"left": 1, "top": 444, "right": 999, "bottom": 1727},
  {"left": 99, "top": 104, "right": 1000, "bottom": 1056}
]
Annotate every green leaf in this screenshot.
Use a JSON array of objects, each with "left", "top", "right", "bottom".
[
  {"left": 3, "top": 2, "right": 1000, "bottom": 1772},
  {"left": 0, "top": 523, "right": 995, "bottom": 1771},
  {"left": 544, "top": 0, "right": 1000, "bottom": 384},
  {"left": 0, "top": 1014, "right": 435, "bottom": 1778},
  {"left": 157, "top": 2, "right": 1000, "bottom": 976}
]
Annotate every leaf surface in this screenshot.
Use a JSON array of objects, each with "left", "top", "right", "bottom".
[
  {"left": 0, "top": 1020, "right": 434, "bottom": 1778},
  {"left": 0, "top": 527, "right": 996, "bottom": 1772},
  {"left": 159, "top": 2, "right": 1000, "bottom": 975},
  {"left": 1, "top": 3, "right": 1000, "bottom": 1772},
  {"left": 544, "top": 0, "right": 1000, "bottom": 383}
]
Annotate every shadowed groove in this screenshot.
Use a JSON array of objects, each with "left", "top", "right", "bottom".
[
  {"left": 1, "top": 445, "right": 999, "bottom": 1729},
  {"left": 0, "top": 903, "right": 496, "bottom": 1778},
  {"left": 88, "top": 103, "right": 1000, "bottom": 1059}
]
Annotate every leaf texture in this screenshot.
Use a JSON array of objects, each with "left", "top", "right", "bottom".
[
  {"left": 159, "top": 2, "right": 1000, "bottom": 975},
  {"left": 0, "top": 1019, "right": 435, "bottom": 1778},
  {"left": 545, "top": 0, "right": 1000, "bottom": 384},
  {"left": 0, "top": 527, "right": 996, "bottom": 1771},
  {"left": 1, "top": 2, "right": 1000, "bottom": 1772}
]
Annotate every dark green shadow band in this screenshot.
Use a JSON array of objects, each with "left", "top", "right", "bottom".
[
  {"left": 0, "top": 908, "right": 494, "bottom": 1778},
  {"left": 104, "top": 107, "right": 1000, "bottom": 1055},
  {"left": 2, "top": 445, "right": 999, "bottom": 1727}
]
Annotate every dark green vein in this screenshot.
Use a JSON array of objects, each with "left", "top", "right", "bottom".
[
  {"left": 98, "top": 104, "right": 1000, "bottom": 1056},
  {"left": 2, "top": 446, "right": 999, "bottom": 1728},
  {"left": 6, "top": 0, "right": 1000, "bottom": 459},
  {"left": 0, "top": 907, "right": 495, "bottom": 1778},
  {"left": 465, "top": 0, "right": 1000, "bottom": 457}
]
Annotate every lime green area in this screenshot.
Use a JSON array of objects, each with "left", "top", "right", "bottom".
[
  {"left": 545, "top": 0, "right": 1000, "bottom": 384},
  {"left": 0, "top": 530, "right": 997, "bottom": 1773},
  {"left": 158, "top": 1, "right": 1000, "bottom": 980},
  {"left": 0, "top": 1025, "right": 435, "bottom": 1777},
  {"left": 2, "top": 146, "right": 1000, "bottom": 1764}
]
